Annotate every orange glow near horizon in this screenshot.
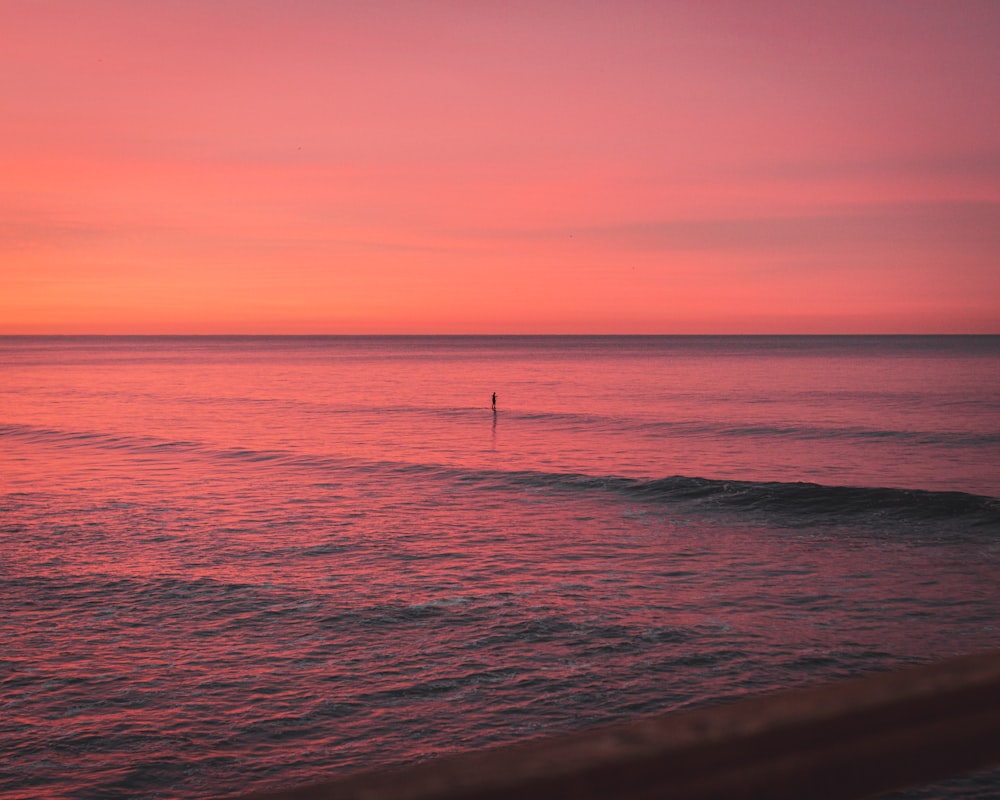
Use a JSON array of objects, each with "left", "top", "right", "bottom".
[{"left": 2, "top": 1, "right": 999, "bottom": 334}]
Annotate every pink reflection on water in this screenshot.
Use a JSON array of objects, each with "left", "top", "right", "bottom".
[
  {"left": 1, "top": 337, "right": 999, "bottom": 798},
  {"left": 3, "top": 336, "right": 999, "bottom": 493}
]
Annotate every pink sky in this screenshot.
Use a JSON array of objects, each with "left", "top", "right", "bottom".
[{"left": 2, "top": 0, "right": 998, "bottom": 333}]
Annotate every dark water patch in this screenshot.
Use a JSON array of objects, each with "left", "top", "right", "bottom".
[
  {"left": 621, "top": 475, "right": 999, "bottom": 522},
  {"left": 495, "top": 472, "right": 1000, "bottom": 530},
  {"left": 451, "top": 468, "right": 1000, "bottom": 532}
]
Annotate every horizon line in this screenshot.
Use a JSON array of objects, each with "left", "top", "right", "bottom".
[{"left": 3, "top": 332, "right": 998, "bottom": 338}]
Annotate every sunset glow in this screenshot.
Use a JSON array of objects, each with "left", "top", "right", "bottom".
[{"left": 2, "top": 1, "right": 998, "bottom": 333}]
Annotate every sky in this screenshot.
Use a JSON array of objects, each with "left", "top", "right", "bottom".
[{"left": 2, "top": 0, "right": 998, "bottom": 334}]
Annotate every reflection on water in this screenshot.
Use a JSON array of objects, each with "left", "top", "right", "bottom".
[{"left": 1, "top": 336, "right": 998, "bottom": 799}]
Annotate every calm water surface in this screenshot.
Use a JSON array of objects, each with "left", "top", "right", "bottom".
[{"left": 1, "top": 336, "right": 998, "bottom": 799}]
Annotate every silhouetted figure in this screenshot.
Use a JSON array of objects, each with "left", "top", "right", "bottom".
[{"left": 491, "top": 392, "right": 496, "bottom": 412}]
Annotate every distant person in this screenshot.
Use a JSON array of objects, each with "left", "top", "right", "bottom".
[{"left": 492, "top": 392, "right": 496, "bottom": 411}]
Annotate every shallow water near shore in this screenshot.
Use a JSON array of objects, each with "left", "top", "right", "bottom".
[{"left": 2, "top": 335, "right": 999, "bottom": 799}]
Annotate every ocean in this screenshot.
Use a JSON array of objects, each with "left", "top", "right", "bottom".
[{"left": 2, "top": 335, "right": 998, "bottom": 799}]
